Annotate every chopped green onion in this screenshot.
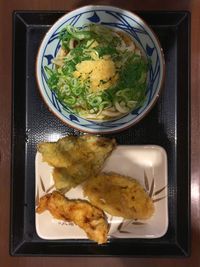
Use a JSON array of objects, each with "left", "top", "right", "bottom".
[
  {"left": 65, "top": 25, "right": 93, "bottom": 40},
  {"left": 63, "top": 96, "right": 76, "bottom": 106},
  {"left": 44, "top": 66, "right": 54, "bottom": 76},
  {"left": 99, "top": 101, "right": 112, "bottom": 109},
  {"left": 88, "top": 96, "right": 102, "bottom": 107},
  {"left": 61, "top": 84, "right": 71, "bottom": 96},
  {"left": 45, "top": 24, "right": 149, "bottom": 120},
  {"left": 71, "top": 86, "right": 83, "bottom": 96}
]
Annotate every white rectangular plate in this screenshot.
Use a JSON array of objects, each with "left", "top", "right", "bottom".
[{"left": 35, "top": 145, "right": 168, "bottom": 240}]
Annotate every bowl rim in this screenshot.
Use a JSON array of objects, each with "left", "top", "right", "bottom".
[{"left": 35, "top": 5, "right": 165, "bottom": 134}]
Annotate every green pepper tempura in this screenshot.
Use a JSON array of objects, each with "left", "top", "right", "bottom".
[{"left": 45, "top": 24, "right": 149, "bottom": 120}]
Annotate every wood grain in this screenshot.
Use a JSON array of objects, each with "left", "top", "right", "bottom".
[{"left": 0, "top": 0, "right": 199, "bottom": 266}]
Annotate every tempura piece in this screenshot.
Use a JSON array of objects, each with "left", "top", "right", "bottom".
[
  {"left": 37, "top": 135, "right": 116, "bottom": 191},
  {"left": 36, "top": 191, "right": 108, "bottom": 244},
  {"left": 84, "top": 172, "right": 154, "bottom": 219},
  {"left": 52, "top": 168, "right": 75, "bottom": 192}
]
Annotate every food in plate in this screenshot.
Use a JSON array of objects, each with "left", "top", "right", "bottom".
[
  {"left": 37, "top": 135, "right": 116, "bottom": 191},
  {"left": 52, "top": 167, "right": 90, "bottom": 192},
  {"left": 52, "top": 167, "right": 76, "bottom": 192},
  {"left": 36, "top": 191, "right": 108, "bottom": 244},
  {"left": 45, "top": 24, "right": 149, "bottom": 120},
  {"left": 84, "top": 172, "right": 154, "bottom": 219}
]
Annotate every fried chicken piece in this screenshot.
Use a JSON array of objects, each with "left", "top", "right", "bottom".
[
  {"left": 84, "top": 172, "right": 154, "bottom": 220},
  {"left": 37, "top": 135, "right": 116, "bottom": 191},
  {"left": 36, "top": 191, "right": 108, "bottom": 244}
]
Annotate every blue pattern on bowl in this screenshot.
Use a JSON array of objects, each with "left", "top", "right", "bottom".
[
  {"left": 87, "top": 11, "right": 100, "bottom": 23},
  {"left": 37, "top": 6, "right": 164, "bottom": 133}
]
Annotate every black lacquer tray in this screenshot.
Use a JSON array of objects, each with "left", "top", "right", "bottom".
[{"left": 11, "top": 11, "right": 190, "bottom": 256}]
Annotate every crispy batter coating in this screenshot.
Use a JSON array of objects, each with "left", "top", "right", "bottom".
[
  {"left": 84, "top": 172, "right": 154, "bottom": 219},
  {"left": 52, "top": 168, "right": 76, "bottom": 192},
  {"left": 36, "top": 191, "right": 108, "bottom": 244},
  {"left": 37, "top": 135, "right": 116, "bottom": 191}
]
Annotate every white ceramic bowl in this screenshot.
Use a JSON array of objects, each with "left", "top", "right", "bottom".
[{"left": 36, "top": 5, "right": 165, "bottom": 134}]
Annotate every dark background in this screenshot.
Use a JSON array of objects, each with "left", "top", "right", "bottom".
[{"left": 0, "top": 0, "right": 199, "bottom": 266}]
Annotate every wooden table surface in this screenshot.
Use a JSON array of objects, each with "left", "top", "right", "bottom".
[{"left": 0, "top": 0, "right": 199, "bottom": 266}]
